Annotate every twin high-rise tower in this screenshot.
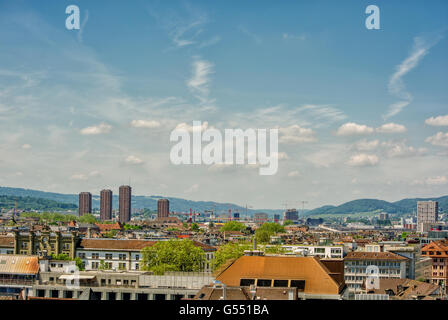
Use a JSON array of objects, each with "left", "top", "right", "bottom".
[{"left": 78, "top": 185, "right": 132, "bottom": 223}]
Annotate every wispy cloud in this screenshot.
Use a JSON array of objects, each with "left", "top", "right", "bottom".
[
  {"left": 186, "top": 58, "right": 215, "bottom": 108},
  {"left": 239, "top": 26, "right": 262, "bottom": 44},
  {"left": 77, "top": 10, "right": 89, "bottom": 43},
  {"left": 80, "top": 123, "right": 112, "bottom": 135},
  {"left": 384, "top": 35, "right": 442, "bottom": 119}
]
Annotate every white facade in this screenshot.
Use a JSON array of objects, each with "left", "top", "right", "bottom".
[
  {"left": 281, "top": 245, "right": 344, "bottom": 259},
  {"left": 344, "top": 259, "right": 408, "bottom": 293}
]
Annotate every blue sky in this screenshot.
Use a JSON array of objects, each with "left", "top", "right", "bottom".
[{"left": 0, "top": 0, "right": 447, "bottom": 209}]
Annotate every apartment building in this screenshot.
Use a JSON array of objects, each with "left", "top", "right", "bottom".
[
  {"left": 282, "top": 245, "right": 344, "bottom": 259},
  {"left": 421, "top": 240, "right": 448, "bottom": 290},
  {"left": 417, "top": 201, "right": 438, "bottom": 233},
  {"left": 76, "top": 238, "right": 216, "bottom": 272},
  {"left": 344, "top": 251, "right": 409, "bottom": 293}
]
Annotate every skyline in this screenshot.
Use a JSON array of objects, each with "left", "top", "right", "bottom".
[{"left": 0, "top": 1, "right": 448, "bottom": 209}]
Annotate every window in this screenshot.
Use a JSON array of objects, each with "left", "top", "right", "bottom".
[
  {"left": 257, "top": 279, "right": 272, "bottom": 287},
  {"left": 135, "top": 263, "right": 139, "bottom": 270},
  {"left": 78, "top": 253, "right": 86, "bottom": 259},
  {"left": 290, "top": 280, "right": 306, "bottom": 290},
  {"left": 119, "top": 254, "right": 127, "bottom": 260},
  {"left": 105, "top": 254, "right": 113, "bottom": 260},
  {"left": 273, "top": 280, "right": 288, "bottom": 287},
  {"left": 119, "top": 263, "right": 127, "bottom": 270},
  {"left": 135, "top": 254, "right": 140, "bottom": 261},
  {"left": 92, "top": 253, "right": 99, "bottom": 259},
  {"left": 240, "top": 279, "right": 255, "bottom": 286}
]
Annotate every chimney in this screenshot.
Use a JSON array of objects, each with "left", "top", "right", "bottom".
[
  {"left": 253, "top": 235, "right": 257, "bottom": 251},
  {"left": 87, "top": 227, "right": 91, "bottom": 238}
]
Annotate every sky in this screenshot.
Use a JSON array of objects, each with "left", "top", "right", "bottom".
[{"left": 0, "top": 0, "right": 447, "bottom": 210}]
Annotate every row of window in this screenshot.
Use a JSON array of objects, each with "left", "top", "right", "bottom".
[
  {"left": 78, "top": 253, "right": 140, "bottom": 260},
  {"left": 239, "top": 278, "right": 305, "bottom": 289},
  {"left": 346, "top": 261, "right": 401, "bottom": 267}
]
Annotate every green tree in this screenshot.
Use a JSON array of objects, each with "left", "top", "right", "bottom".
[
  {"left": 78, "top": 214, "right": 98, "bottom": 224},
  {"left": 191, "top": 223, "right": 200, "bottom": 232},
  {"left": 140, "top": 239, "right": 205, "bottom": 275},
  {"left": 220, "top": 221, "right": 246, "bottom": 232},
  {"left": 255, "top": 222, "right": 285, "bottom": 244},
  {"left": 283, "top": 220, "right": 294, "bottom": 226},
  {"left": 263, "top": 245, "right": 286, "bottom": 254},
  {"left": 212, "top": 242, "right": 252, "bottom": 271}
]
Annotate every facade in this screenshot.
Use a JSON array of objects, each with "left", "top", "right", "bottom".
[
  {"left": 421, "top": 240, "right": 448, "bottom": 290},
  {"left": 284, "top": 209, "right": 299, "bottom": 221},
  {"left": 344, "top": 252, "right": 409, "bottom": 293},
  {"left": 417, "top": 201, "right": 438, "bottom": 233},
  {"left": 0, "top": 254, "right": 39, "bottom": 298},
  {"left": 119, "top": 185, "right": 132, "bottom": 223},
  {"left": 31, "top": 270, "right": 213, "bottom": 300},
  {"left": 157, "top": 199, "right": 170, "bottom": 219},
  {"left": 78, "top": 192, "right": 92, "bottom": 216},
  {"left": 100, "top": 189, "right": 113, "bottom": 221},
  {"left": 214, "top": 254, "right": 347, "bottom": 299},
  {"left": 1, "top": 231, "right": 78, "bottom": 259},
  {"left": 282, "top": 245, "right": 344, "bottom": 259},
  {"left": 253, "top": 212, "right": 268, "bottom": 225},
  {"left": 76, "top": 238, "right": 216, "bottom": 273}
]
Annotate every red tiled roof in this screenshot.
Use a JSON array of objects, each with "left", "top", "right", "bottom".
[
  {"left": 345, "top": 251, "right": 408, "bottom": 261},
  {"left": 0, "top": 236, "right": 14, "bottom": 248}
]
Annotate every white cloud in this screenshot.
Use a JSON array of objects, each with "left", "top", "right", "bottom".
[
  {"left": 279, "top": 125, "right": 317, "bottom": 144},
  {"left": 21, "top": 144, "right": 32, "bottom": 149},
  {"left": 282, "top": 33, "right": 306, "bottom": 41},
  {"left": 347, "top": 154, "right": 379, "bottom": 167},
  {"left": 412, "top": 176, "right": 448, "bottom": 186},
  {"left": 175, "top": 121, "right": 209, "bottom": 133},
  {"left": 336, "top": 123, "right": 374, "bottom": 136},
  {"left": 384, "top": 35, "right": 440, "bottom": 119},
  {"left": 287, "top": 170, "right": 300, "bottom": 178},
  {"left": 187, "top": 59, "right": 214, "bottom": 105},
  {"left": 381, "top": 140, "right": 426, "bottom": 158},
  {"left": 80, "top": 123, "right": 112, "bottom": 135},
  {"left": 70, "top": 174, "right": 88, "bottom": 181},
  {"left": 376, "top": 123, "right": 407, "bottom": 133},
  {"left": 130, "top": 119, "right": 161, "bottom": 128},
  {"left": 125, "top": 155, "right": 144, "bottom": 165},
  {"left": 425, "top": 115, "right": 448, "bottom": 126},
  {"left": 185, "top": 183, "right": 199, "bottom": 193},
  {"left": 425, "top": 132, "right": 448, "bottom": 147},
  {"left": 354, "top": 139, "right": 379, "bottom": 151}
]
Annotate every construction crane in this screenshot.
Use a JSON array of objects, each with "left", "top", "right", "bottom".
[{"left": 173, "top": 208, "right": 200, "bottom": 223}]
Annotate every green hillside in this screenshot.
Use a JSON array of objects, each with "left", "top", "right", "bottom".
[{"left": 0, "top": 195, "right": 77, "bottom": 211}]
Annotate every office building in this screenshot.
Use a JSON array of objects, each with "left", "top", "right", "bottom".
[
  {"left": 78, "top": 192, "right": 92, "bottom": 216},
  {"left": 157, "top": 199, "right": 170, "bottom": 219},
  {"left": 417, "top": 201, "right": 438, "bottom": 233},
  {"left": 284, "top": 209, "right": 299, "bottom": 221},
  {"left": 421, "top": 240, "right": 448, "bottom": 291},
  {"left": 100, "top": 189, "right": 113, "bottom": 221},
  {"left": 119, "top": 185, "right": 132, "bottom": 223}
]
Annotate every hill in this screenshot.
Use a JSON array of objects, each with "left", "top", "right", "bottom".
[
  {"left": 0, "top": 187, "right": 282, "bottom": 215},
  {"left": 0, "top": 195, "right": 77, "bottom": 211},
  {"left": 305, "top": 196, "right": 448, "bottom": 216}
]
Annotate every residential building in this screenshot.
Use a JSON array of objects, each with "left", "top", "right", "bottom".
[
  {"left": 0, "top": 254, "right": 39, "bottom": 299},
  {"left": 253, "top": 213, "right": 268, "bottom": 225},
  {"left": 78, "top": 192, "right": 92, "bottom": 216},
  {"left": 421, "top": 240, "right": 448, "bottom": 291},
  {"left": 75, "top": 238, "right": 216, "bottom": 272},
  {"left": 417, "top": 201, "right": 438, "bottom": 233},
  {"left": 157, "top": 199, "right": 169, "bottom": 219},
  {"left": 100, "top": 189, "right": 113, "bottom": 221},
  {"left": 281, "top": 245, "right": 344, "bottom": 259},
  {"left": 213, "top": 254, "right": 348, "bottom": 299},
  {"left": 344, "top": 251, "right": 409, "bottom": 293},
  {"left": 119, "top": 185, "right": 131, "bottom": 223}
]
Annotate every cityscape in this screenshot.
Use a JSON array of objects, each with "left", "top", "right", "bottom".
[{"left": 0, "top": 0, "right": 447, "bottom": 313}]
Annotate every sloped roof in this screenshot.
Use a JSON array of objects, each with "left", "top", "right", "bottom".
[
  {"left": 0, "top": 254, "right": 39, "bottom": 275},
  {"left": 78, "top": 239, "right": 216, "bottom": 252},
  {"left": 0, "top": 236, "right": 14, "bottom": 248},
  {"left": 345, "top": 251, "right": 409, "bottom": 261}
]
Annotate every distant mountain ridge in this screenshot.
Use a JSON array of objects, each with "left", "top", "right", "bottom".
[
  {"left": 305, "top": 196, "right": 448, "bottom": 216},
  {"left": 0, "top": 187, "right": 446, "bottom": 216},
  {"left": 0, "top": 187, "right": 282, "bottom": 215}
]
